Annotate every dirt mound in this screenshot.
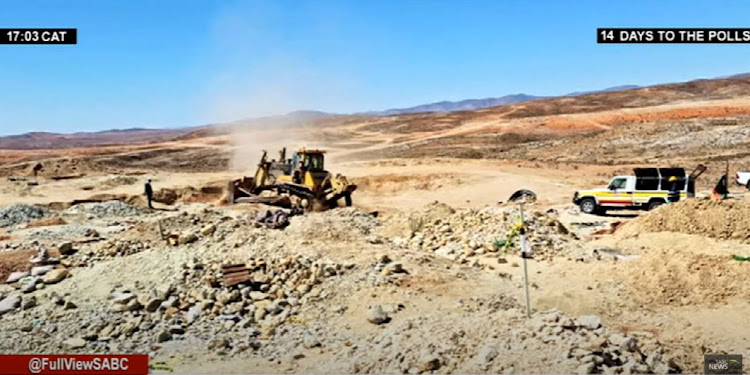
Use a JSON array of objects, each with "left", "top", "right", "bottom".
[
  {"left": 621, "top": 199, "right": 750, "bottom": 242},
  {"left": 601, "top": 233, "right": 750, "bottom": 307},
  {"left": 159, "top": 185, "right": 225, "bottom": 204},
  {"left": 25, "top": 217, "right": 66, "bottom": 228},
  {"left": 380, "top": 201, "right": 456, "bottom": 238},
  {"left": 285, "top": 208, "right": 380, "bottom": 241},
  {"left": 383, "top": 202, "right": 579, "bottom": 262},
  {"left": 0, "top": 249, "right": 35, "bottom": 283}
]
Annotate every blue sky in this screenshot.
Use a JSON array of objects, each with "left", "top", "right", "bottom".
[{"left": 1, "top": 0, "right": 749, "bottom": 135}]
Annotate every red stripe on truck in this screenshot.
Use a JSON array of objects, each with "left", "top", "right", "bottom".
[{"left": 598, "top": 200, "right": 630, "bottom": 205}]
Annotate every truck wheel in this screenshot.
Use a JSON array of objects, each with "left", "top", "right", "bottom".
[
  {"left": 647, "top": 200, "right": 664, "bottom": 210},
  {"left": 579, "top": 198, "right": 597, "bottom": 214},
  {"left": 746, "top": 181, "right": 750, "bottom": 191},
  {"left": 344, "top": 193, "right": 352, "bottom": 207}
]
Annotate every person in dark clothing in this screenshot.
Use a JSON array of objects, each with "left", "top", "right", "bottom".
[
  {"left": 293, "top": 160, "right": 306, "bottom": 184},
  {"left": 667, "top": 176, "right": 680, "bottom": 203},
  {"left": 712, "top": 174, "right": 729, "bottom": 200},
  {"left": 32, "top": 163, "right": 43, "bottom": 178},
  {"left": 144, "top": 179, "right": 154, "bottom": 209}
]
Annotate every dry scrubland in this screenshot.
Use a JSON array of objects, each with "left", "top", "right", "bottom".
[{"left": 2, "top": 76, "right": 750, "bottom": 374}]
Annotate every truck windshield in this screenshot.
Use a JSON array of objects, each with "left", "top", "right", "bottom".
[{"left": 608, "top": 178, "right": 627, "bottom": 190}]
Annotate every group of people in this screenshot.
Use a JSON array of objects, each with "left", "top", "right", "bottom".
[{"left": 667, "top": 174, "right": 729, "bottom": 202}]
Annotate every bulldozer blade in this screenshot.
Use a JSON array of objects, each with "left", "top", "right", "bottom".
[
  {"left": 236, "top": 186, "right": 254, "bottom": 196},
  {"left": 234, "top": 195, "right": 291, "bottom": 206}
]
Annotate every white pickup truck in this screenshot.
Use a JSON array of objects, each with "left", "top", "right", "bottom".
[
  {"left": 573, "top": 167, "right": 701, "bottom": 215},
  {"left": 735, "top": 171, "right": 750, "bottom": 189}
]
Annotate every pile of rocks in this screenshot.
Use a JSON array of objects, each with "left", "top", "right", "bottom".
[
  {"left": 66, "top": 201, "right": 147, "bottom": 218},
  {"left": 285, "top": 207, "right": 379, "bottom": 241},
  {"left": 19, "top": 226, "right": 99, "bottom": 242},
  {"left": 5, "top": 246, "right": 71, "bottom": 296},
  {"left": 526, "top": 312, "right": 680, "bottom": 374},
  {"left": 68, "top": 254, "right": 352, "bottom": 353},
  {"left": 391, "top": 203, "right": 577, "bottom": 263},
  {"left": 90, "top": 240, "right": 150, "bottom": 260},
  {"left": 335, "top": 307, "right": 681, "bottom": 374},
  {"left": 0, "top": 251, "right": 351, "bottom": 354},
  {"left": 0, "top": 204, "right": 47, "bottom": 228}
]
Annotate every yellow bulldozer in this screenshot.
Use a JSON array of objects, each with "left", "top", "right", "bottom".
[{"left": 226, "top": 147, "right": 356, "bottom": 211}]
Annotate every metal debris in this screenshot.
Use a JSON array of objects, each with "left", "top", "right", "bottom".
[{"left": 221, "top": 263, "right": 252, "bottom": 287}]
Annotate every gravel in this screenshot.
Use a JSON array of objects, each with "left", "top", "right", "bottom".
[
  {"left": 0, "top": 204, "right": 47, "bottom": 227},
  {"left": 66, "top": 201, "right": 147, "bottom": 218},
  {"left": 21, "top": 226, "right": 98, "bottom": 241}
]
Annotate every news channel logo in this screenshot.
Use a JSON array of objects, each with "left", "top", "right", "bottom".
[{"left": 704, "top": 354, "right": 742, "bottom": 374}]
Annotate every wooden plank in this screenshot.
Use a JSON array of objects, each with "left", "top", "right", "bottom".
[
  {"left": 224, "top": 274, "right": 253, "bottom": 286},
  {"left": 221, "top": 265, "right": 248, "bottom": 273},
  {"left": 221, "top": 262, "right": 253, "bottom": 286}
]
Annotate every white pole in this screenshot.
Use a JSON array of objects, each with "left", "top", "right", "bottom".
[{"left": 519, "top": 202, "right": 532, "bottom": 318}]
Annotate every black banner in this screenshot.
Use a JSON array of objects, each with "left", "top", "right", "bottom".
[
  {"left": 598, "top": 28, "right": 750, "bottom": 43},
  {"left": 0, "top": 28, "right": 77, "bottom": 44}
]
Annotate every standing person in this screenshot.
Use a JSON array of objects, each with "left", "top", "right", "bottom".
[
  {"left": 712, "top": 174, "right": 729, "bottom": 200},
  {"left": 294, "top": 160, "right": 306, "bottom": 184},
  {"left": 667, "top": 176, "right": 680, "bottom": 203},
  {"left": 32, "top": 163, "right": 43, "bottom": 178},
  {"left": 145, "top": 178, "right": 154, "bottom": 209}
]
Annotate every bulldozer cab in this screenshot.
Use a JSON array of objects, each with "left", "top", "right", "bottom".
[
  {"left": 285, "top": 149, "right": 329, "bottom": 189},
  {"left": 291, "top": 150, "right": 325, "bottom": 172}
]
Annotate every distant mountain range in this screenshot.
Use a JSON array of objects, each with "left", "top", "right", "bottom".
[
  {"left": 363, "top": 94, "right": 542, "bottom": 116},
  {"left": 564, "top": 85, "right": 641, "bottom": 97},
  {"left": 3, "top": 72, "right": 750, "bottom": 149},
  {"left": 365, "top": 85, "right": 643, "bottom": 116},
  {"left": 0, "top": 128, "right": 203, "bottom": 150}
]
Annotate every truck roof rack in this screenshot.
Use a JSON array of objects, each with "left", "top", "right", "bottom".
[{"left": 633, "top": 167, "right": 686, "bottom": 179}]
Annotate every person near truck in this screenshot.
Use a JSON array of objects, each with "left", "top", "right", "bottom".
[
  {"left": 667, "top": 176, "right": 680, "bottom": 203},
  {"left": 712, "top": 174, "right": 729, "bottom": 200},
  {"left": 144, "top": 178, "right": 154, "bottom": 209}
]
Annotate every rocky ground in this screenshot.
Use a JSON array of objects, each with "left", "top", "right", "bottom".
[
  {"left": 4, "top": 75, "right": 750, "bottom": 374},
  {"left": 3, "top": 196, "right": 740, "bottom": 374}
]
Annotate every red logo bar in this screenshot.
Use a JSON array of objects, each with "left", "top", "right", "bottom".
[{"left": 0, "top": 355, "right": 148, "bottom": 375}]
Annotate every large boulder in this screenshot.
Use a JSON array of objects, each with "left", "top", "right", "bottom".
[
  {"left": 62, "top": 338, "right": 86, "bottom": 350},
  {"left": 31, "top": 265, "right": 54, "bottom": 276},
  {"left": 577, "top": 315, "right": 602, "bottom": 330},
  {"left": 178, "top": 232, "right": 197, "bottom": 245},
  {"left": 58, "top": 242, "right": 75, "bottom": 255},
  {"left": 42, "top": 269, "right": 69, "bottom": 284},
  {"left": 0, "top": 294, "right": 21, "bottom": 315},
  {"left": 6, "top": 271, "right": 28, "bottom": 284},
  {"left": 366, "top": 305, "right": 389, "bottom": 325},
  {"left": 200, "top": 224, "right": 216, "bottom": 236}
]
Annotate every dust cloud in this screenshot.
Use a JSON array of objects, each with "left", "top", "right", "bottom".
[
  {"left": 197, "top": 1, "right": 360, "bottom": 173},
  {"left": 225, "top": 126, "right": 315, "bottom": 173}
]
